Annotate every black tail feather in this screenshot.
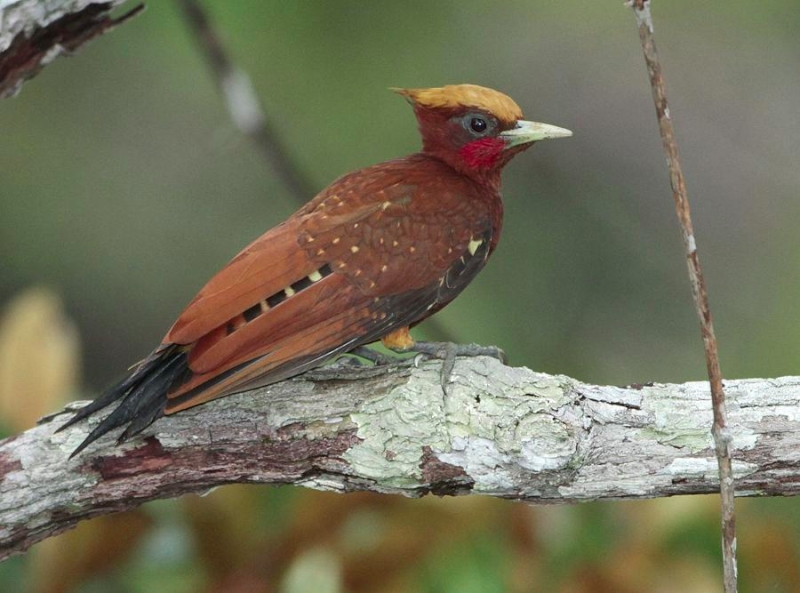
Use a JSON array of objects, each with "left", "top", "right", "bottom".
[
  {"left": 61, "top": 345, "right": 189, "bottom": 458},
  {"left": 115, "top": 352, "right": 189, "bottom": 443}
]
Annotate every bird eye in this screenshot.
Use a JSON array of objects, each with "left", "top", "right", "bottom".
[{"left": 470, "top": 117, "right": 488, "bottom": 134}]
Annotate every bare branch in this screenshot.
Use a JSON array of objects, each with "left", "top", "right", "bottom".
[
  {"left": 627, "top": 1, "right": 737, "bottom": 589},
  {"left": 2, "top": 356, "right": 800, "bottom": 560},
  {"left": 0, "top": 0, "right": 143, "bottom": 98}
]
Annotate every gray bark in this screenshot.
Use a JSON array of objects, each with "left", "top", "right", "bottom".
[
  {"left": 1, "top": 356, "right": 798, "bottom": 560},
  {"left": 0, "top": 0, "right": 142, "bottom": 98}
]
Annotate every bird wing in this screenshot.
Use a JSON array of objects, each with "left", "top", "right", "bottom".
[{"left": 161, "top": 160, "right": 493, "bottom": 412}]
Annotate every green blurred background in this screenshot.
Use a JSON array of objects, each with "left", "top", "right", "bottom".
[{"left": 2, "top": 1, "right": 800, "bottom": 591}]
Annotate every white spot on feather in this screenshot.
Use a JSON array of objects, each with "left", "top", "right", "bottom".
[{"left": 468, "top": 238, "right": 483, "bottom": 256}]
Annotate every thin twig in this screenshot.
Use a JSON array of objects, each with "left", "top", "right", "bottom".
[
  {"left": 175, "top": 0, "right": 316, "bottom": 200},
  {"left": 627, "top": 1, "right": 737, "bottom": 590}
]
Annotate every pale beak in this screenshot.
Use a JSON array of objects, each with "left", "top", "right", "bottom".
[{"left": 500, "top": 120, "right": 572, "bottom": 148}]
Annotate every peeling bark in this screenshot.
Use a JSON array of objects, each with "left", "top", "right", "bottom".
[
  {"left": 0, "top": 0, "right": 143, "bottom": 98},
  {"left": 2, "top": 356, "right": 800, "bottom": 559}
]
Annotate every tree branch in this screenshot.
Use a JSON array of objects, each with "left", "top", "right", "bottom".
[
  {"left": 0, "top": 0, "right": 143, "bottom": 98},
  {"left": 2, "top": 356, "right": 799, "bottom": 560}
]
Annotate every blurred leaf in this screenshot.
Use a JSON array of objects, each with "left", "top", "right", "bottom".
[
  {"left": 281, "top": 547, "right": 341, "bottom": 593},
  {"left": 0, "top": 287, "right": 79, "bottom": 433}
]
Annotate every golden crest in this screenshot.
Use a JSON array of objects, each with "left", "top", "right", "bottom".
[{"left": 393, "top": 84, "right": 523, "bottom": 125}]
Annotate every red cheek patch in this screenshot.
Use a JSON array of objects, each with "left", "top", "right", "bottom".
[{"left": 459, "top": 137, "right": 506, "bottom": 170}]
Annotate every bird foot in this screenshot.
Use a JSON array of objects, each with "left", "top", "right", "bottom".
[
  {"left": 306, "top": 348, "right": 409, "bottom": 382},
  {"left": 348, "top": 346, "right": 395, "bottom": 366},
  {"left": 399, "top": 342, "right": 507, "bottom": 393},
  {"left": 348, "top": 342, "right": 506, "bottom": 393}
]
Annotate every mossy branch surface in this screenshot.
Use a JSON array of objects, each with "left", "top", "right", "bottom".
[{"left": 2, "top": 357, "right": 799, "bottom": 560}]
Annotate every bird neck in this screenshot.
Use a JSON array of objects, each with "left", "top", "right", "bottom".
[{"left": 420, "top": 148, "right": 504, "bottom": 194}]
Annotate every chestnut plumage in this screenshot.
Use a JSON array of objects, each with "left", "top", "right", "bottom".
[{"left": 61, "top": 84, "right": 571, "bottom": 456}]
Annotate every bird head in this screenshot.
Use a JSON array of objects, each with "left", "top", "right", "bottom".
[{"left": 394, "top": 84, "right": 571, "bottom": 184}]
